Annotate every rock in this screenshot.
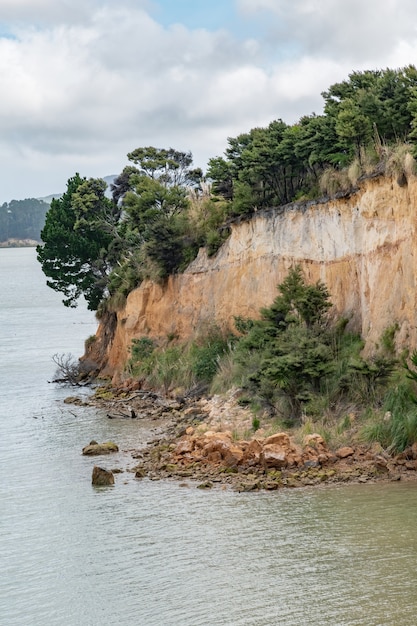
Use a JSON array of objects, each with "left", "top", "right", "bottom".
[
  {"left": 303, "top": 460, "right": 320, "bottom": 468},
  {"left": 64, "top": 396, "right": 85, "bottom": 405},
  {"left": 261, "top": 444, "right": 287, "bottom": 468},
  {"left": 82, "top": 441, "right": 119, "bottom": 455},
  {"left": 200, "top": 432, "right": 243, "bottom": 467},
  {"left": 303, "top": 433, "right": 327, "bottom": 449},
  {"left": 175, "top": 437, "right": 195, "bottom": 455},
  {"left": 241, "top": 439, "right": 263, "bottom": 464},
  {"left": 264, "top": 432, "right": 292, "bottom": 447},
  {"left": 236, "top": 480, "right": 260, "bottom": 492},
  {"left": 374, "top": 455, "right": 388, "bottom": 468},
  {"left": 92, "top": 466, "right": 115, "bottom": 486},
  {"left": 336, "top": 446, "right": 355, "bottom": 459}
]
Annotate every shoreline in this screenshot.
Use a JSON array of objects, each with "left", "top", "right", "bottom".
[{"left": 74, "top": 385, "right": 417, "bottom": 492}]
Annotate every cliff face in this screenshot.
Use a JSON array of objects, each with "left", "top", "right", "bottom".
[{"left": 89, "top": 175, "right": 417, "bottom": 377}]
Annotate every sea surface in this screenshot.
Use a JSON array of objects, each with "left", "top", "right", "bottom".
[{"left": 1, "top": 247, "right": 417, "bottom": 626}]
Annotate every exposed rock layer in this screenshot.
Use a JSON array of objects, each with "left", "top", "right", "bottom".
[{"left": 88, "top": 175, "right": 417, "bottom": 377}]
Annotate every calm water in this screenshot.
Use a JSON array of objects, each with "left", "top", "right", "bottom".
[{"left": 1, "top": 248, "right": 417, "bottom": 626}]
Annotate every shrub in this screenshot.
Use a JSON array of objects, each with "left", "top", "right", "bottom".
[
  {"left": 385, "top": 143, "right": 416, "bottom": 184},
  {"left": 190, "top": 331, "right": 231, "bottom": 384},
  {"left": 130, "top": 337, "right": 155, "bottom": 361},
  {"left": 319, "top": 167, "right": 351, "bottom": 196},
  {"left": 361, "top": 382, "right": 417, "bottom": 452}
]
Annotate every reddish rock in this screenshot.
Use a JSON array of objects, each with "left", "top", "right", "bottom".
[
  {"left": 175, "top": 438, "right": 195, "bottom": 455},
  {"left": 264, "top": 432, "right": 292, "bottom": 447},
  {"left": 261, "top": 444, "right": 288, "bottom": 468},
  {"left": 201, "top": 433, "right": 244, "bottom": 467},
  {"left": 206, "top": 450, "right": 222, "bottom": 464},
  {"left": 317, "top": 453, "right": 329, "bottom": 464},
  {"left": 303, "top": 434, "right": 327, "bottom": 450},
  {"left": 336, "top": 446, "right": 355, "bottom": 459},
  {"left": 242, "top": 439, "right": 263, "bottom": 464}
]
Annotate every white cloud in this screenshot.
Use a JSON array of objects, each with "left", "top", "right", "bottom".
[
  {"left": 237, "top": 0, "right": 417, "bottom": 64},
  {"left": 1, "top": 1, "right": 417, "bottom": 202}
]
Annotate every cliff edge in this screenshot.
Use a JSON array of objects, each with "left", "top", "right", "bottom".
[{"left": 86, "top": 174, "right": 417, "bottom": 378}]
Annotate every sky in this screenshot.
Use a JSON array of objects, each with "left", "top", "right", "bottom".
[{"left": 1, "top": 0, "right": 417, "bottom": 203}]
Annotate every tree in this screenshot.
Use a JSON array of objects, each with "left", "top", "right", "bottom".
[
  {"left": 37, "top": 174, "right": 116, "bottom": 310},
  {"left": 126, "top": 146, "right": 202, "bottom": 188},
  {"left": 110, "top": 165, "right": 140, "bottom": 204},
  {"left": 0, "top": 198, "right": 50, "bottom": 242},
  {"left": 206, "top": 156, "right": 234, "bottom": 200},
  {"left": 335, "top": 98, "right": 372, "bottom": 162},
  {"left": 236, "top": 266, "right": 333, "bottom": 420}
]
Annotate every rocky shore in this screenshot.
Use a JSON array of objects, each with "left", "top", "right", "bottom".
[{"left": 73, "top": 384, "right": 417, "bottom": 491}]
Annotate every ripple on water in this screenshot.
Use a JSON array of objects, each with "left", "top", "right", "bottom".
[{"left": 2, "top": 249, "right": 417, "bottom": 626}]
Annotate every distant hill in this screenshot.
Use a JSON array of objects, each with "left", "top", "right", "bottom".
[
  {"left": 0, "top": 175, "right": 117, "bottom": 243},
  {"left": 38, "top": 193, "right": 61, "bottom": 205},
  {"left": 0, "top": 198, "right": 50, "bottom": 243},
  {"left": 38, "top": 175, "right": 117, "bottom": 205}
]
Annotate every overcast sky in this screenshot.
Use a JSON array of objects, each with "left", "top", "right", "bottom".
[{"left": 1, "top": 0, "right": 417, "bottom": 203}]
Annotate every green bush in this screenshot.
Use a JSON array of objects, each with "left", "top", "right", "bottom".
[
  {"left": 131, "top": 337, "right": 155, "bottom": 361},
  {"left": 190, "top": 332, "right": 230, "bottom": 384}
]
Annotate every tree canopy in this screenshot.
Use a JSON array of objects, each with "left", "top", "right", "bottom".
[
  {"left": 37, "top": 174, "right": 115, "bottom": 310},
  {"left": 37, "top": 149, "right": 204, "bottom": 310},
  {"left": 208, "top": 64, "right": 417, "bottom": 211},
  {"left": 37, "top": 65, "right": 417, "bottom": 313}
]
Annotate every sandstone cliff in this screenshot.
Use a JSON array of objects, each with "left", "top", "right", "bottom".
[{"left": 87, "top": 174, "right": 417, "bottom": 377}]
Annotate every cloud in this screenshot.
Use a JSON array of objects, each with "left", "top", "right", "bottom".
[
  {"left": 1, "top": 0, "right": 417, "bottom": 202},
  {"left": 237, "top": 0, "right": 417, "bottom": 64},
  {"left": 0, "top": 5, "right": 287, "bottom": 193}
]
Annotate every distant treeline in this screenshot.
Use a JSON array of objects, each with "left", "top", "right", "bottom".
[{"left": 0, "top": 198, "right": 50, "bottom": 242}]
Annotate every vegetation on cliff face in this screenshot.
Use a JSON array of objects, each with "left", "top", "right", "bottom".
[
  {"left": 35, "top": 63, "right": 417, "bottom": 453},
  {"left": 125, "top": 267, "right": 417, "bottom": 453},
  {"left": 37, "top": 65, "right": 417, "bottom": 313}
]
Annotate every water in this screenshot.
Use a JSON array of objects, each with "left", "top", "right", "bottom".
[{"left": 1, "top": 248, "right": 417, "bottom": 626}]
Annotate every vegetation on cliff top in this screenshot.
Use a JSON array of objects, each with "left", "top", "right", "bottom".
[{"left": 37, "top": 64, "right": 417, "bottom": 312}]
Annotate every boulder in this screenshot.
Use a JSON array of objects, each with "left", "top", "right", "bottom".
[
  {"left": 260, "top": 433, "right": 302, "bottom": 469},
  {"left": 261, "top": 444, "right": 287, "bottom": 468},
  {"left": 200, "top": 432, "right": 243, "bottom": 467},
  {"left": 92, "top": 466, "right": 115, "bottom": 486},
  {"left": 82, "top": 441, "right": 119, "bottom": 456},
  {"left": 336, "top": 446, "right": 355, "bottom": 459},
  {"left": 175, "top": 437, "right": 195, "bottom": 455},
  {"left": 264, "top": 432, "right": 292, "bottom": 447},
  {"left": 303, "top": 434, "right": 327, "bottom": 451},
  {"left": 241, "top": 439, "right": 263, "bottom": 464}
]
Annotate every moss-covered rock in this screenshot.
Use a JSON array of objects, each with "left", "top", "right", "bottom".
[{"left": 82, "top": 441, "right": 119, "bottom": 456}]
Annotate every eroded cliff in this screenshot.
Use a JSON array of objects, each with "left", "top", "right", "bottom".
[{"left": 88, "top": 174, "right": 417, "bottom": 377}]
